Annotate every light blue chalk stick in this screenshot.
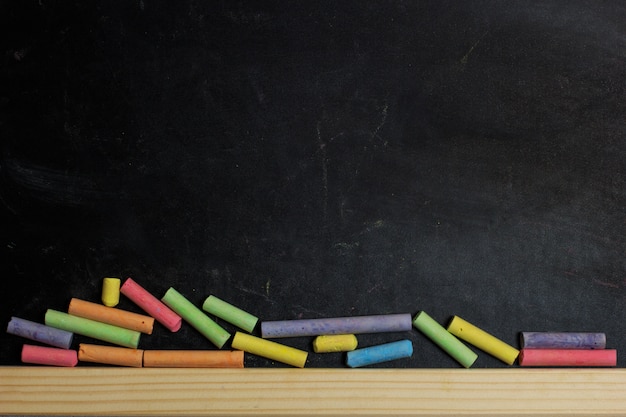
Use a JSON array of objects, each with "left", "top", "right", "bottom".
[{"left": 345, "top": 339, "right": 413, "bottom": 368}]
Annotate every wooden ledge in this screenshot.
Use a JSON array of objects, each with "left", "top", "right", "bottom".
[{"left": 2, "top": 367, "right": 626, "bottom": 416}]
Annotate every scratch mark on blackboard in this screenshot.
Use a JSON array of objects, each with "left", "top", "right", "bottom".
[
  {"left": 592, "top": 278, "right": 620, "bottom": 289},
  {"left": 265, "top": 278, "right": 271, "bottom": 296},
  {"left": 236, "top": 285, "right": 275, "bottom": 304},
  {"left": 316, "top": 122, "right": 328, "bottom": 224},
  {"left": 460, "top": 31, "right": 488, "bottom": 65},
  {"left": 371, "top": 103, "right": 388, "bottom": 140}
]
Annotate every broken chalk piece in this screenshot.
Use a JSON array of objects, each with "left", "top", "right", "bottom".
[
  {"left": 143, "top": 350, "right": 244, "bottom": 368},
  {"left": 346, "top": 339, "right": 413, "bottom": 368},
  {"left": 68, "top": 298, "right": 154, "bottom": 334},
  {"left": 202, "top": 295, "right": 259, "bottom": 333},
  {"left": 78, "top": 343, "right": 144, "bottom": 367},
  {"left": 102, "top": 277, "right": 121, "bottom": 307},
  {"left": 231, "top": 331, "right": 307, "bottom": 368},
  {"left": 312, "top": 334, "right": 358, "bottom": 353}
]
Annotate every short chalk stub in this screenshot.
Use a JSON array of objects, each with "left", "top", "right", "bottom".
[
  {"left": 345, "top": 339, "right": 413, "bottom": 368},
  {"left": 7, "top": 316, "right": 73, "bottom": 349},
  {"left": 21, "top": 344, "right": 78, "bottom": 367},
  {"left": 520, "top": 332, "right": 606, "bottom": 350},
  {"left": 519, "top": 348, "right": 617, "bottom": 367},
  {"left": 412, "top": 311, "right": 477, "bottom": 368},
  {"left": 101, "top": 277, "right": 121, "bottom": 307},
  {"left": 313, "top": 334, "right": 358, "bottom": 353}
]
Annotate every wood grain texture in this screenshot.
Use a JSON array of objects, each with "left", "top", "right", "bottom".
[{"left": 2, "top": 367, "right": 626, "bottom": 416}]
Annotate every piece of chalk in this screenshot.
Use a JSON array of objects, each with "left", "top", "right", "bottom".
[
  {"left": 261, "top": 313, "right": 412, "bottom": 338},
  {"left": 21, "top": 344, "right": 78, "bottom": 367},
  {"left": 78, "top": 343, "right": 144, "bottom": 367},
  {"left": 7, "top": 316, "right": 73, "bottom": 349},
  {"left": 412, "top": 311, "right": 478, "bottom": 368},
  {"left": 102, "top": 277, "right": 121, "bottom": 307},
  {"left": 45, "top": 309, "right": 141, "bottom": 348},
  {"left": 345, "top": 339, "right": 413, "bottom": 368},
  {"left": 520, "top": 332, "right": 606, "bottom": 349},
  {"left": 519, "top": 348, "right": 617, "bottom": 367},
  {"left": 231, "top": 331, "right": 308, "bottom": 368},
  {"left": 161, "top": 287, "right": 231, "bottom": 349},
  {"left": 120, "top": 277, "right": 182, "bottom": 332},
  {"left": 143, "top": 350, "right": 244, "bottom": 368},
  {"left": 68, "top": 298, "right": 155, "bottom": 334},
  {"left": 202, "top": 295, "right": 259, "bottom": 333},
  {"left": 313, "top": 334, "right": 358, "bottom": 353},
  {"left": 446, "top": 315, "right": 519, "bottom": 365}
]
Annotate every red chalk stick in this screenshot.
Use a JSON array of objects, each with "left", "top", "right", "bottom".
[
  {"left": 519, "top": 348, "right": 617, "bottom": 367},
  {"left": 21, "top": 344, "right": 78, "bottom": 367},
  {"left": 120, "top": 278, "right": 182, "bottom": 332}
]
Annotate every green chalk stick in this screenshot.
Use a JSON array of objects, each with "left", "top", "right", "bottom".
[
  {"left": 202, "top": 295, "right": 259, "bottom": 333},
  {"left": 412, "top": 310, "right": 478, "bottom": 368},
  {"left": 45, "top": 309, "right": 140, "bottom": 348},
  {"left": 161, "top": 287, "right": 231, "bottom": 348}
]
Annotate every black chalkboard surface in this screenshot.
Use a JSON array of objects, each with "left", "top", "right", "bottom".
[{"left": 1, "top": 0, "right": 624, "bottom": 368}]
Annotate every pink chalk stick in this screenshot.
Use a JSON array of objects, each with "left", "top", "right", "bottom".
[
  {"left": 119, "top": 278, "right": 182, "bottom": 332},
  {"left": 519, "top": 348, "right": 617, "bottom": 367},
  {"left": 21, "top": 344, "right": 78, "bottom": 367}
]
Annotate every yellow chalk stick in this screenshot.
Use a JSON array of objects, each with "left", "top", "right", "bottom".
[
  {"left": 231, "top": 332, "right": 307, "bottom": 368},
  {"left": 446, "top": 316, "right": 519, "bottom": 365},
  {"left": 313, "top": 334, "right": 358, "bottom": 353},
  {"left": 102, "top": 278, "right": 121, "bottom": 307}
]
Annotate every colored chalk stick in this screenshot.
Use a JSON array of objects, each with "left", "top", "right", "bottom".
[
  {"left": 447, "top": 315, "right": 519, "bottom": 365},
  {"left": 21, "top": 344, "right": 78, "bottom": 367},
  {"left": 231, "top": 331, "right": 308, "bottom": 368},
  {"left": 68, "top": 298, "right": 155, "bottom": 334},
  {"left": 412, "top": 311, "right": 478, "bottom": 368},
  {"left": 520, "top": 332, "right": 606, "bottom": 349},
  {"left": 261, "top": 313, "right": 412, "bottom": 338},
  {"left": 120, "top": 277, "right": 182, "bottom": 332},
  {"left": 143, "top": 350, "right": 244, "bottom": 368},
  {"left": 313, "top": 334, "right": 358, "bottom": 353},
  {"left": 161, "top": 287, "right": 231, "bottom": 349},
  {"left": 202, "top": 295, "right": 259, "bottom": 333},
  {"left": 7, "top": 316, "right": 73, "bottom": 349},
  {"left": 78, "top": 344, "right": 144, "bottom": 367},
  {"left": 519, "top": 348, "right": 617, "bottom": 367},
  {"left": 102, "top": 277, "right": 121, "bottom": 307},
  {"left": 45, "top": 309, "right": 140, "bottom": 348},
  {"left": 345, "top": 339, "right": 413, "bottom": 368}
]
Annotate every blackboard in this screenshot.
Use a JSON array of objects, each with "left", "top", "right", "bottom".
[{"left": 1, "top": 0, "right": 625, "bottom": 369}]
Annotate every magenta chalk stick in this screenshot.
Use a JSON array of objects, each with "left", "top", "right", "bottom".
[
  {"left": 119, "top": 277, "right": 182, "bottom": 332},
  {"left": 21, "top": 344, "right": 78, "bottom": 367},
  {"left": 261, "top": 313, "right": 412, "bottom": 338},
  {"left": 7, "top": 316, "right": 73, "bottom": 349},
  {"left": 519, "top": 348, "right": 617, "bottom": 367}
]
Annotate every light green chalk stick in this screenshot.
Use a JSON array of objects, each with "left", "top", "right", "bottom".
[
  {"left": 202, "top": 295, "right": 259, "bottom": 333},
  {"left": 161, "top": 287, "right": 231, "bottom": 349},
  {"left": 412, "top": 310, "right": 478, "bottom": 368},
  {"left": 45, "top": 309, "right": 140, "bottom": 348}
]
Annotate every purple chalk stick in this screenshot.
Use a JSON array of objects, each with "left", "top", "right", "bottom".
[
  {"left": 7, "top": 316, "right": 74, "bottom": 349},
  {"left": 520, "top": 332, "right": 606, "bottom": 349},
  {"left": 261, "top": 313, "right": 412, "bottom": 338}
]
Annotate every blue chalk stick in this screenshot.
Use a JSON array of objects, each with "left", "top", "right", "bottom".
[
  {"left": 261, "top": 314, "right": 412, "bottom": 338},
  {"left": 7, "top": 316, "right": 73, "bottom": 349},
  {"left": 345, "top": 339, "right": 413, "bottom": 368},
  {"left": 520, "top": 332, "right": 606, "bottom": 349}
]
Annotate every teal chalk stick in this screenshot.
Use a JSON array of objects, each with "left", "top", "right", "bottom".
[{"left": 161, "top": 287, "right": 231, "bottom": 348}]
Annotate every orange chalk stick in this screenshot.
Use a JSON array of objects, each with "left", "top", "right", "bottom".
[
  {"left": 519, "top": 348, "right": 617, "bottom": 367},
  {"left": 143, "top": 350, "right": 244, "bottom": 368},
  {"left": 68, "top": 298, "right": 155, "bottom": 334},
  {"left": 78, "top": 343, "right": 144, "bottom": 367}
]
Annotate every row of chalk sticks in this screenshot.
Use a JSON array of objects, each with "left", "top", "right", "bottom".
[{"left": 7, "top": 277, "right": 618, "bottom": 368}]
